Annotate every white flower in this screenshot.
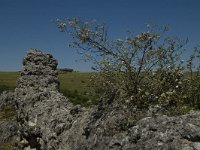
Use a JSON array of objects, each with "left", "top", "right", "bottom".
[
  {"left": 116, "top": 38, "right": 123, "bottom": 42},
  {"left": 178, "top": 82, "right": 182, "bottom": 85},
  {"left": 161, "top": 93, "right": 166, "bottom": 97},
  {"left": 130, "top": 96, "right": 134, "bottom": 100}
]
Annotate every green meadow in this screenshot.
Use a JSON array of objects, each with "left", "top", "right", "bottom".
[
  {"left": 0, "top": 72, "right": 19, "bottom": 91},
  {"left": 59, "top": 72, "right": 91, "bottom": 93},
  {"left": 0, "top": 71, "right": 96, "bottom": 106},
  {"left": 58, "top": 72, "right": 97, "bottom": 106}
]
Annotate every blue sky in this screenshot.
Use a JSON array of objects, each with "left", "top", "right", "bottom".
[{"left": 0, "top": 0, "right": 200, "bottom": 71}]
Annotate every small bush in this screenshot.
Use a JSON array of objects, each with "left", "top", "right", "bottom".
[
  {"left": 58, "top": 68, "right": 74, "bottom": 73},
  {"left": 57, "top": 18, "right": 200, "bottom": 115}
]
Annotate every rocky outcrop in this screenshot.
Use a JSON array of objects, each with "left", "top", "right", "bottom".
[
  {"left": 0, "top": 91, "right": 18, "bottom": 143},
  {"left": 1, "top": 48, "right": 200, "bottom": 149},
  {"left": 14, "top": 49, "right": 87, "bottom": 149},
  {"left": 0, "top": 91, "right": 15, "bottom": 111},
  {"left": 127, "top": 112, "right": 200, "bottom": 150}
]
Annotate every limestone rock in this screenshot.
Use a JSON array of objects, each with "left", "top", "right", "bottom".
[
  {"left": 0, "top": 91, "right": 18, "bottom": 144},
  {"left": 0, "top": 91, "right": 15, "bottom": 111},
  {"left": 15, "top": 49, "right": 87, "bottom": 149},
  {"left": 12, "top": 49, "right": 200, "bottom": 150}
]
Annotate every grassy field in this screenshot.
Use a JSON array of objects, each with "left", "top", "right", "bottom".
[
  {"left": 58, "top": 72, "right": 97, "bottom": 106},
  {"left": 0, "top": 71, "right": 96, "bottom": 106},
  {"left": 59, "top": 72, "right": 91, "bottom": 93},
  {"left": 0, "top": 72, "right": 19, "bottom": 91}
]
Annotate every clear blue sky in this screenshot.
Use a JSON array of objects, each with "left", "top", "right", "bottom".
[{"left": 0, "top": 0, "right": 200, "bottom": 71}]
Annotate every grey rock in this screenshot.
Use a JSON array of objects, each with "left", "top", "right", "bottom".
[
  {"left": 11, "top": 49, "right": 200, "bottom": 150},
  {"left": 0, "top": 91, "right": 18, "bottom": 143},
  {"left": 0, "top": 91, "right": 15, "bottom": 111},
  {"left": 15, "top": 49, "right": 88, "bottom": 149}
]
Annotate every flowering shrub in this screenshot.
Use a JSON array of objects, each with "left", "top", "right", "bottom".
[{"left": 57, "top": 18, "right": 200, "bottom": 114}]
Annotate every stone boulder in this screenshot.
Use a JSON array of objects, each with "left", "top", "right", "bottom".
[
  {"left": 14, "top": 49, "right": 88, "bottom": 149},
  {"left": 0, "top": 91, "right": 18, "bottom": 143},
  {"left": 12, "top": 49, "right": 200, "bottom": 150}
]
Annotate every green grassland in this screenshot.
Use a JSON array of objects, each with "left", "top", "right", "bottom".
[
  {"left": 0, "top": 71, "right": 96, "bottom": 106},
  {"left": 0, "top": 72, "right": 19, "bottom": 92},
  {"left": 58, "top": 72, "right": 97, "bottom": 106},
  {"left": 59, "top": 72, "right": 91, "bottom": 93}
]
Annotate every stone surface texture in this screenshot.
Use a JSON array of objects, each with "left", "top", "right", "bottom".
[
  {"left": 0, "top": 91, "right": 18, "bottom": 143},
  {"left": 1, "top": 49, "right": 200, "bottom": 150}
]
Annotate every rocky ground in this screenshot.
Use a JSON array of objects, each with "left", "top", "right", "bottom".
[
  {"left": 1, "top": 49, "right": 200, "bottom": 150},
  {"left": 0, "top": 91, "right": 18, "bottom": 149}
]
